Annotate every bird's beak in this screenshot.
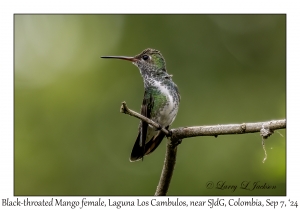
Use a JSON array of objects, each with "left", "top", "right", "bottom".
[{"left": 101, "top": 56, "right": 138, "bottom": 62}]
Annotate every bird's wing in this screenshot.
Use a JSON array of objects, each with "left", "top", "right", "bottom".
[{"left": 130, "top": 91, "right": 154, "bottom": 161}]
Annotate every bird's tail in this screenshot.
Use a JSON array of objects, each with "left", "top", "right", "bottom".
[{"left": 130, "top": 129, "right": 167, "bottom": 162}]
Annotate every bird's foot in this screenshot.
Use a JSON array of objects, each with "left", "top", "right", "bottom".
[
  {"left": 166, "top": 129, "right": 172, "bottom": 137},
  {"left": 155, "top": 124, "right": 162, "bottom": 131}
]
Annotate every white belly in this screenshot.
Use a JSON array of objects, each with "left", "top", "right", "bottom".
[{"left": 152, "top": 80, "right": 179, "bottom": 127}]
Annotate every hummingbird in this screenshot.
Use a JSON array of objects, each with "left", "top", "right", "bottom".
[{"left": 101, "top": 48, "right": 180, "bottom": 162}]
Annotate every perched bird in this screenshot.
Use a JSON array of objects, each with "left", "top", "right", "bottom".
[{"left": 101, "top": 49, "right": 180, "bottom": 161}]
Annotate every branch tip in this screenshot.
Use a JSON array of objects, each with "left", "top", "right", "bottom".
[{"left": 120, "top": 101, "right": 129, "bottom": 114}]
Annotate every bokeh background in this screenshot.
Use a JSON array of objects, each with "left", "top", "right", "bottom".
[{"left": 14, "top": 14, "right": 286, "bottom": 196}]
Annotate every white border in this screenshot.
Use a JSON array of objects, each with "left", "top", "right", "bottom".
[{"left": 1, "top": 0, "right": 299, "bottom": 209}]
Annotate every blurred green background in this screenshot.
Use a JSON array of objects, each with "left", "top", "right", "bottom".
[{"left": 14, "top": 15, "right": 286, "bottom": 196}]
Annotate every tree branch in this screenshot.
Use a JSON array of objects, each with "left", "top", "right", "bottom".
[
  {"left": 154, "top": 138, "right": 178, "bottom": 196},
  {"left": 119, "top": 101, "right": 286, "bottom": 196},
  {"left": 171, "top": 119, "right": 286, "bottom": 139},
  {"left": 121, "top": 101, "right": 285, "bottom": 138},
  {"left": 120, "top": 101, "right": 170, "bottom": 135}
]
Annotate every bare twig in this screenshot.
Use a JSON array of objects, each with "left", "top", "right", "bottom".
[
  {"left": 170, "top": 119, "right": 285, "bottom": 139},
  {"left": 119, "top": 101, "right": 286, "bottom": 196},
  {"left": 121, "top": 101, "right": 286, "bottom": 139},
  {"left": 120, "top": 101, "right": 170, "bottom": 135}
]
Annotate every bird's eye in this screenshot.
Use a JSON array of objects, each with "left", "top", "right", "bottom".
[{"left": 142, "top": 55, "right": 149, "bottom": 60}]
